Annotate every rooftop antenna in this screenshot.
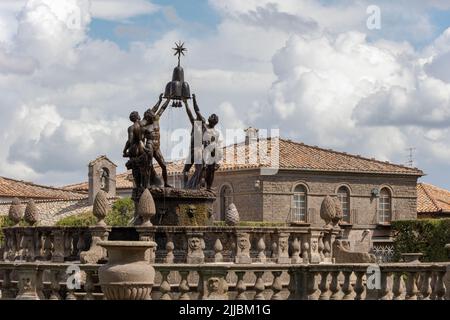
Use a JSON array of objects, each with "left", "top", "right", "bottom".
[{"left": 406, "top": 147, "right": 416, "bottom": 167}]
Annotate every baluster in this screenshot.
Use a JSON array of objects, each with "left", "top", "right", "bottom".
[
  {"left": 329, "top": 271, "right": 342, "bottom": 300},
  {"left": 302, "top": 241, "right": 310, "bottom": 264},
  {"left": 214, "top": 239, "right": 223, "bottom": 263},
  {"left": 392, "top": 272, "right": 405, "bottom": 300},
  {"left": 43, "top": 233, "right": 53, "bottom": 261},
  {"left": 354, "top": 271, "right": 365, "bottom": 300},
  {"left": 65, "top": 289, "right": 77, "bottom": 300},
  {"left": 159, "top": 270, "right": 172, "bottom": 300},
  {"left": 430, "top": 272, "right": 437, "bottom": 300},
  {"left": 52, "top": 230, "right": 65, "bottom": 262},
  {"left": 1, "top": 269, "right": 16, "bottom": 299},
  {"left": 271, "top": 242, "right": 278, "bottom": 260},
  {"left": 254, "top": 271, "right": 265, "bottom": 300},
  {"left": 323, "top": 234, "right": 331, "bottom": 260},
  {"left": 271, "top": 271, "right": 283, "bottom": 300},
  {"left": 49, "top": 270, "right": 61, "bottom": 300},
  {"left": 379, "top": 271, "right": 392, "bottom": 300},
  {"left": 306, "top": 271, "right": 319, "bottom": 300},
  {"left": 405, "top": 271, "right": 418, "bottom": 300},
  {"left": 84, "top": 270, "right": 95, "bottom": 300},
  {"left": 256, "top": 237, "right": 266, "bottom": 263},
  {"left": 235, "top": 271, "right": 247, "bottom": 300},
  {"left": 165, "top": 237, "right": 175, "bottom": 264},
  {"left": 319, "top": 271, "right": 330, "bottom": 300},
  {"left": 342, "top": 271, "right": 355, "bottom": 300},
  {"left": 433, "top": 271, "right": 446, "bottom": 300},
  {"left": 420, "top": 271, "right": 432, "bottom": 300},
  {"left": 76, "top": 232, "right": 86, "bottom": 257},
  {"left": 318, "top": 236, "right": 324, "bottom": 261},
  {"left": 291, "top": 237, "right": 301, "bottom": 263},
  {"left": 178, "top": 271, "right": 190, "bottom": 300}
]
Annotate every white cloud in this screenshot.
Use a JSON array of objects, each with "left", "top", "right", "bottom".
[
  {"left": 90, "top": 0, "right": 158, "bottom": 21},
  {"left": 1, "top": 0, "right": 450, "bottom": 189}
]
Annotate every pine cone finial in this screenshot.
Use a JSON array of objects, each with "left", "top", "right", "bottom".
[
  {"left": 24, "top": 199, "right": 39, "bottom": 225},
  {"left": 8, "top": 197, "right": 23, "bottom": 226},
  {"left": 137, "top": 189, "right": 156, "bottom": 226},
  {"left": 93, "top": 190, "right": 110, "bottom": 226}
]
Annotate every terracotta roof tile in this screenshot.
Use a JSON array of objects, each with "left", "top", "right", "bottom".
[
  {"left": 0, "top": 177, "right": 87, "bottom": 200},
  {"left": 64, "top": 138, "right": 423, "bottom": 191},
  {"left": 417, "top": 183, "right": 450, "bottom": 215}
]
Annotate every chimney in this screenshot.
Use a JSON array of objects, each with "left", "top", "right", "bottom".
[{"left": 244, "top": 127, "right": 259, "bottom": 145}]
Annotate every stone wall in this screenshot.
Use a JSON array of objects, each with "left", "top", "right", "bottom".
[
  {"left": 0, "top": 199, "right": 92, "bottom": 226},
  {"left": 212, "top": 169, "right": 418, "bottom": 225},
  {"left": 259, "top": 171, "right": 418, "bottom": 224},
  {"left": 212, "top": 170, "right": 263, "bottom": 221}
]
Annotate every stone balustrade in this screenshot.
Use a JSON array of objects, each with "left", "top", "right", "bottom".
[
  {"left": 0, "top": 261, "right": 447, "bottom": 300},
  {"left": 1, "top": 226, "right": 339, "bottom": 265}
]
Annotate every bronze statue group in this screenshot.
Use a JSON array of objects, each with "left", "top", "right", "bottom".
[{"left": 123, "top": 93, "right": 221, "bottom": 195}]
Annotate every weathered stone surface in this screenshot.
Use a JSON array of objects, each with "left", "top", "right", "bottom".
[
  {"left": 24, "top": 200, "right": 39, "bottom": 225},
  {"left": 98, "top": 241, "right": 156, "bottom": 300},
  {"left": 320, "top": 196, "right": 336, "bottom": 227},
  {"left": 137, "top": 189, "right": 156, "bottom": 226},
  {"left": 333, "top": 239, "right": 376, "bottom": 263},
  {"left": 186, "top": 233, "right": 205, "bottom": 264},
  {"left": 80, "top": 226, "right": 110, "bottom": 264},
  {"left": 8, "top": 198, "right": 23, "bottom": 226},
  {"left": 93, "top": 190, "right": 110, "bottom": 226},
  {"left": 235, "top": 232, "right": 251, "bottom": 264},
  {"left": 225, "top": 203, "right": 240, "bottom": 226}
]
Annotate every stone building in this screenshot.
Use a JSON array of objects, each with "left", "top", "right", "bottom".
[
  {"left": 0, "top": 176, "right": 90, "bottom": 225},
  {"left": 64, "top": 133, "right": 425, "bottom": 258}
]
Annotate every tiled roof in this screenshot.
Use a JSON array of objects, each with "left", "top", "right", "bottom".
[
  {"left": 417, "top": 183, "right": 450, "bottom": 215},
  {"left": 0, "top": 176, "right": 87, "bottom": 200},
  {"left": 64, "top": 138, "right": 423, "bottom": 191}
]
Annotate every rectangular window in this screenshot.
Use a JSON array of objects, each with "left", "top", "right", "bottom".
[{"left": 293, "top": 193, "right": 306, "bottom": 221}]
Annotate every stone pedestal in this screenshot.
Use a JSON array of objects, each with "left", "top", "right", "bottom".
[{"left": 133, "top": 187, "right": 216, "bottom": 226}]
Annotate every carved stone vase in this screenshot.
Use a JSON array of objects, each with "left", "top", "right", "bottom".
[{"left": 98, "top": 241, "right": 157, "bottom": 300}]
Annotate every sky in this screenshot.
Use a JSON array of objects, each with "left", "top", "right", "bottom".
[{"left": 1, "top": 0, "right": 450, "bottom": 188}]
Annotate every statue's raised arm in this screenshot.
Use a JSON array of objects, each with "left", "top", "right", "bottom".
[
  {"left": 192, "top": 94, "right": 206, "bottom": 125},
  {"left": 156, "top": 97, "right": 171, "bottom": 118}
]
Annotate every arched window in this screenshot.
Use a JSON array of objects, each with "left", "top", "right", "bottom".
[
  {"left": 220, "top": 185, "right": 233, "bottom": 221},
  {"left": 292, "top": 185, "right": 307, "bottom": 222},
  {"left": 100, "top": 168, "right": 109, "bottom": 192},
  {"left": 337, "top": 186, "right": 350, "bottom": 223},
  {"left": 378, "top": 188, "right": 392, "bottom": 224}
]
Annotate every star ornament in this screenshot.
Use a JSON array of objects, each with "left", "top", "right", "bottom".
[{"left": 173, "top": 41, "right": 187, "bottom": 65}]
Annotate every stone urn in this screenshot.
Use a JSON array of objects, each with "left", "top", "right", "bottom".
[
  {"left": 401, "top": 253, "right": 424, "bottom": 263},
  {"left": 98, "top": 241, "right": 157, "bottom": 300}
]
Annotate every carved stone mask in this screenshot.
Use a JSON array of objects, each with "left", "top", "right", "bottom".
[
  {"left": 208, "top": 278, "right": 220, "bottom": 292},
  {"left": 189, "top": 237, "right": 201, "bottom": 250},
  {"left": 279, "top": 238, "right": 288, "bottom": 251},
  {"left": 238, "top": 237, "right": 249, "bottom": 250}
]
